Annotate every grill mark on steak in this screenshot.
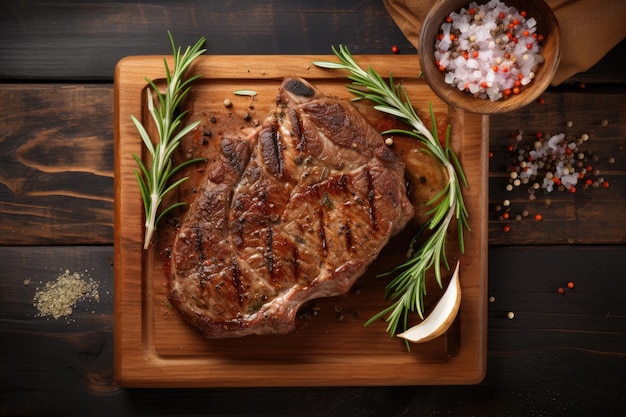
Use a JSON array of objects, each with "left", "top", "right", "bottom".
[
  {"left": 192, "top": 224, "right": 205, "bottom": 262},
  {"left": 288, "top": 108, "right": 306, "bottom": 153},
  {"left": 260, "top": 123, "right": 284, "bottom": 178},
  {"left": 229, "top": 258, "right": 245, "bottom": 305},
  {"left": 317, "top": 206, "right": 328, "bottom": 258},
  {"left": 169, "top": 76, "right": 414, "bottom": 338},
  {"left": 342, "top": 222, "right": 353, "bottom": 252},
  {"left": 292, "top": 245, "right": 300, "bottom": 281},
  {"left": 232, "top": 216, "right": 244, "bottom": 247},
  {"left": 264, "top": 225, "right": 275, "bottom": 278},
  {"left": 221, "top": 136, "right": 247, "bottom": 173},
  {"left": 365, "top": 168, "right": 378, "bottom": 231}
]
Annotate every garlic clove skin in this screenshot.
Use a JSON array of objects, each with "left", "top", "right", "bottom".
[{"left": 397, "top": 261, "right": 461, "bottom": 343}]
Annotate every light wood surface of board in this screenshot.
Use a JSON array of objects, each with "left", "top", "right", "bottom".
[{"left": 114, "top": 55, "right": 488, "bottom": 387}]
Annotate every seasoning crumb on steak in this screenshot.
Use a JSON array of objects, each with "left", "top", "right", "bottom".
[{"left": 169, "top": 76, "right": 414, "bottom": 338}]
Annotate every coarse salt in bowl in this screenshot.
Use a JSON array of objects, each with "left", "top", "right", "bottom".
[{"left": 419, "top": 0, "right": 561, "bottom": 114}]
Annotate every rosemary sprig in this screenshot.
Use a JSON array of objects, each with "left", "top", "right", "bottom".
[
  {"left": 313, "top": 45, "right": 470, "bottom": 336},
  {"left": 131, "top": 33, "right": 206, "bottom": 250}
]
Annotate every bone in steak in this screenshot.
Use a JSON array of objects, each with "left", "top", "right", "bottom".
[{"left": 169, "top": 76, "right": 414, "bottom": 338}]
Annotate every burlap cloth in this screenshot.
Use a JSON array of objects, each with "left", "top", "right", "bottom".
[{"left": 384, "top": 0, "right": 626, "bottom": 85}]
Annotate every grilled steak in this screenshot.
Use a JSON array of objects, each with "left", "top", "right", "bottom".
[{"left": 169, "top": 77, "right": 414, "bottom": 338}]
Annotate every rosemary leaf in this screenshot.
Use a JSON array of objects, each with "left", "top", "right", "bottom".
[
  {"left": 233, "top": 90, "right": 258, "bottom": 96},
  {"left": 131, "top": 32, "right": 207, "bottom": 250},
  {"left": 314, "top": 45, "right": 470, "bottom": 337}
]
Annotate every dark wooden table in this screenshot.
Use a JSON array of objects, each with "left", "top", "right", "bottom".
[{"left": 1, "top": 1, "right": 625, "bottom": 416}]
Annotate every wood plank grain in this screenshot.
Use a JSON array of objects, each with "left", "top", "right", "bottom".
[
  {"left": 0, "top": 84, "right": 114, "bottom": 245},
  {"left": 0, "top": 0, "right": 414, "bottom": 81},
  {"left": 488, "top": 87, "right": 626, "bottom": 245},
  {"left": 1, "top": 0, "right": 624, "bottom": 413},
  {"left": 488, "top": 246, "right": 626, "bottom": 351},
  {"left": 2, "top": 1, "right": 624, "bottom": 84},
  {"left": 1, "top": 245, "right": 624, "bottom": 416},
  {"left": 113, "top": 54, "right": 488, "bottom": 387},
  {"left": 0, "top": 246, "right": 115, "bottom": 415},
  {"left": 1, "top": 84, "right": 625, "bottom": 247}
]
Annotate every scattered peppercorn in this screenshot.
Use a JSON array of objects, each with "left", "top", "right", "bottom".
[{"left": 504, "top": 130, "right": 605, "bottom": 196}]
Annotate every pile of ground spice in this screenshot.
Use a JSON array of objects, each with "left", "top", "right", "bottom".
[{"left": 32, "top": 270, "right": 100, "bottom": 319}]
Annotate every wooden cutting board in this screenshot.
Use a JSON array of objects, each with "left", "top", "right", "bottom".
[{"left": 114, "top": 54, "right": 488, "bottom": 387}]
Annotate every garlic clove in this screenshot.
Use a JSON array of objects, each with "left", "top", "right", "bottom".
[{"left": 397, "top": 261, "right": 461, "bottom": 343}]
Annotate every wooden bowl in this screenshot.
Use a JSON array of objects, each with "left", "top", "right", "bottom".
[{"left": 419, "top": 0, "right": 561, "bottom": 114}]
